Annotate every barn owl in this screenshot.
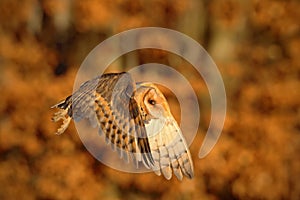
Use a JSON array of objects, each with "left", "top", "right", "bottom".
[{"left": 52, "top": 72, "right": 194, "bottom": 180}]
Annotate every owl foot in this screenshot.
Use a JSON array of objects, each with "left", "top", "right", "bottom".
[{"left": 52, "top": 108, "right": 71, "bottom": 135}]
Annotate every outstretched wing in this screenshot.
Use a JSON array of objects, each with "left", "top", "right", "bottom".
[
  {"left": 133, "top": 83, "right": 194, "bottom": 180},
  {"left": 146, "top": 117, "right": 194, "bottom": 180},
  {"left": 52, "top": 72, "right": 154, "bottom": 168}
]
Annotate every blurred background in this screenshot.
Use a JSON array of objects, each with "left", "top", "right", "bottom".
[{"left": 0, "top": 0, "right": 299, "bottom": 199}]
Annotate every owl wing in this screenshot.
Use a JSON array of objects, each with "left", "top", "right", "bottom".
[
  {"left": 52, "top": 72, "right": 154, "bottom": 168},
  {"left": 144, "top": 116, "right": 194, "bottom": 180}
]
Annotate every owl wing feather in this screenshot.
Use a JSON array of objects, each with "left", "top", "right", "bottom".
[
  {"left": 134, "top": 83, "right": 194, "bottom": 180},
  {"left": 144, "top": 117, "right": 194, "bottom": 180},
  {"left": 52, "top": 72, "right": 154, "bottom": 168}
]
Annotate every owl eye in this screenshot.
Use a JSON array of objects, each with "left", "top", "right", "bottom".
[{"left": 148, "top": 99, "right": 156, "bottom": 105}]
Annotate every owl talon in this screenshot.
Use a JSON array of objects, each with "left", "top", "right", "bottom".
[
  {"left": 55, "top": 115, "right": 71, "bottom": 135},
  {"left": 52, "top": 108, "right": 68, "bottom": 122},
  {"left": 52, "top": 109, "right": 71, "bottom": 134}
]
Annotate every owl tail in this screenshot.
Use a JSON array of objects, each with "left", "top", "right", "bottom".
[{"left": 51, "top": 95, "right": 72, "bottom": 135}]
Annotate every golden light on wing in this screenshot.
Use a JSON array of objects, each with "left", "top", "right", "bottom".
[{"left": 134, "top": 82, "right": 194, "bottom": 180}]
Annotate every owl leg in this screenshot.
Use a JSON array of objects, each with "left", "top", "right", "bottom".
[{"left": 52, "top": 108, "right": 72, "bottom": 135}]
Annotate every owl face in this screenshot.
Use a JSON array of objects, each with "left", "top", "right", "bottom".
[{"left": 136, "top": 83, "right": 170, "bottom": 119}]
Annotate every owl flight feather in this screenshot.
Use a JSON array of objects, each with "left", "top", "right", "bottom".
[{"left": 52, "top": 72, "right": 194, "bottom": 180}]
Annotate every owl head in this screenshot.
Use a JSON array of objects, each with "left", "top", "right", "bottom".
[{"left": 135, "top": 82, "right": 171, "bottom": 120}]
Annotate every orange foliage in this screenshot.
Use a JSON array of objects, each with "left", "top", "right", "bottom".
[{"left": 0, "top": 0, "right": 299, "bottom": 199}]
